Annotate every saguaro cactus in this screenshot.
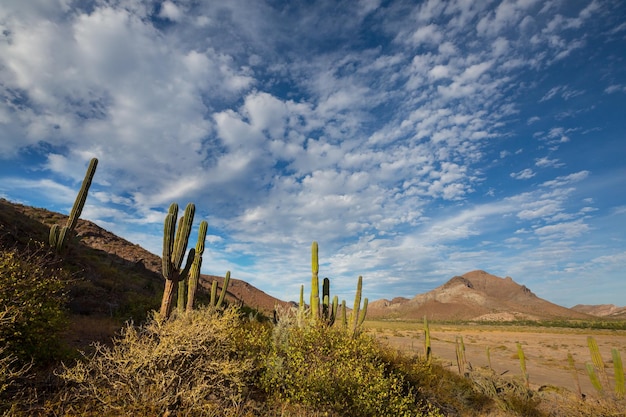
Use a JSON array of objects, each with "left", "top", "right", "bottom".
[
  {"left": 208, "top": 271, "right": 231, "bottom": 309},
  {"left": 160, "top": 202, "right": 196, "bottom": 319},
  {"left": 49, "top": 157, "right": 98, "bottom": 253}
]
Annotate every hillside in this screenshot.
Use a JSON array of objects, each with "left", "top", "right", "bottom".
[
  {"left": 368, "top": 270, "right": 594, "bottom": 321},
  {"left": 0, "top": 198, "right": 289, "bottom": 324}
]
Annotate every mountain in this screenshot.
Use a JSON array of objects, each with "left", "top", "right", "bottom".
[
  {"left": 571, "top": 304, "right": 626, "bottom": 319},
  {"left": 368, "top": 270, "right": 593, "bottom": 321},
  {"left": 0, "top": 198, "right": 289, "bottom": 322}
]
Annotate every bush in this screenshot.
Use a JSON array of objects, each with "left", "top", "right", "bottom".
[
  {"left": 261, "top": 312, "right": 442, "bottom": 417},
  {"left": 55, "top": 306, "right": 268, "bottom": 416},
  {"left": 0, "top": 245, "right": 68, "bottom": 364}
]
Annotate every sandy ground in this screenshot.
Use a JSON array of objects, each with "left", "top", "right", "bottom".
[{"left": 365, "top": 322, "right": 626, "bottom": 397}]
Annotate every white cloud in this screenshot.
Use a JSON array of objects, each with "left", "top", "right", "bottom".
[{"left": 510, "top": 168, "right": 535, "bottom": 180}]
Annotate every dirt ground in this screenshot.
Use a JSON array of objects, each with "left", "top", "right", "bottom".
[{"left": 364, "top": 322, "right": 626, "bottom": 397}]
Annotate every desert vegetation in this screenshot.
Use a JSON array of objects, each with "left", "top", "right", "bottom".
[{"left": 0, "top": 158, "right": 625, "bottom": 416}]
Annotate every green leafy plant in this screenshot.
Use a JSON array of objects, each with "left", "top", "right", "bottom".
[
  {"left": 0, "top": 245, "right": 68, "bottom": 363},
  {"left": 49, "top": 157, "right": 98, "bottom": 253}
]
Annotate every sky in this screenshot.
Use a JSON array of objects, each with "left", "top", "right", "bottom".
[{"left": 1, "top": 0, "right": 625, "bottom": 308}]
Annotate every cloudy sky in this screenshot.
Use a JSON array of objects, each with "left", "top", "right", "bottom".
[{"left": 1, "top": 0, "right": 625, "bottom": 307}]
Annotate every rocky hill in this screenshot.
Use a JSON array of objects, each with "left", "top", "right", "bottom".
[
  {"left": 368, "top": 270, "right": 594, "bottom": 321},
  {"left": 0, "top": 198, "right": 289, "bottom": 321}
]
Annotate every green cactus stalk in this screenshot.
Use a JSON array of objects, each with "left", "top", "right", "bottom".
[
  {"left": 517, "top": 342, "right": 529, "bottom": 388},
  {"left": 297, "top": 284, "right": 305, "bottom": 327},
  {"left": 348, "top": 276, "right": 363, "bottom": 336},
  {"left": 186, "top": 220, "right": 208, "bottom": 312},
  {"left": 587, "top": 336, "right": 609, "bottom": 389},
  {"left": 210, "top": 280, "right": 218, "bottom": 306},
  {"left": 486, "top": 346, "right": 492, "bottom": 371},
  {"left": 311, "top": 241, "right": 320, "bottom": 322},
  {"left": 456, "top": 336, "right": 467, "bottom": 376},
  {"left": 423, "top": 316, "right": 431, "bottom": 364},
  {"left": 357, "top": 297, "right": 368, "bottom": 328},
  {"left": 612, "top": 348, "right": 624, "bottom": 399},
  {"left": 159, "top": 202, "right": 196, "bottom": 319},
  {"left": 215, "top": 271, "right": 230, "bottom": 309},
  {"left": 49, "top": 157, "right": 98, "bottom": 253},
  {"left": 586, "top": 363, "right": 604, "bottom": 394},
  {"left": 567, "top": 352, "right": 583, "bottom": 399},
  {"left": 341, "top": 299, "right": 347, "bottom": 328}
]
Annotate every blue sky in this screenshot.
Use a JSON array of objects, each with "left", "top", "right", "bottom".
[{"left": 1, "top": 0, "right": 625, "bottom": 307}]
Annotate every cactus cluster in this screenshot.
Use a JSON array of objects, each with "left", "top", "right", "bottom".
[
  {"left": 49, "top": 158, "right": 98, "bottom": 253},
  {"left": 208, "top": 271, "right": 231, "bottom": 309},
  {"left": 159, "top": 202, "right": 231, "bottom": 319},
  {"left": 301, "top": 241, "right": 367, "bottom": 336}
]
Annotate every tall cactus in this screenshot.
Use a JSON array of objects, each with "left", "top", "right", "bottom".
[
  {"left": 348, "top": 276, "right": 368, "bottom": 336},
  {"left": 423, "top": 315, "right": 432, "bottom": 363},
  {"left": 49, "top": 157, "right": 98, "bottom": 253},
  {"left": 185, "top": 220, "right": 208, "bottom": 312},
  {"left": 310, "top": 241, "right": 320, "bottom": 322},
  {"left": 160, "top": 202, "right": 196, "bottom": 319}
]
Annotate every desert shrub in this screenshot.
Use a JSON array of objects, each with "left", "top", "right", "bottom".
[
  {"left": 0, "top": 246, "right": 68, "bottom": 364},
  {"left": 261, "top": 312, "right": 442, "bottom": 417},
  {"left": 55, "top": 306, "right": 268, "bottom": 416}
]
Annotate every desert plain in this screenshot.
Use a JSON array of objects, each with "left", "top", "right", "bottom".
[{"left": 365, "top": 321, "right": 626, "bottom": 397}]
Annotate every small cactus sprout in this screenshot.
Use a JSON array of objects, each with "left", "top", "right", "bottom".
[{"left": 49, "top": 157, "right": 98, "bottom": 253}]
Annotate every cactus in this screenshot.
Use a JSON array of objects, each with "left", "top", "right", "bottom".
[
  {"left": 49, "top": 157, "right": 98, "bottom": 253},
  {"left": 159, "top": 202, "right": 196, "bottom": 319},
  {"left": 517, "top": 342, "right": 529, "bottom": 388},
  {"left": 347, "top": 276, "right": 368, "bottom": 336},
  {"left": 297, "top": 284, "right": 305, "bottom": 327},
  {"left": 612, "top": 348, "right": 624, "bottom": 399},
  {"left": 586, "top": 363, "right": 604, "bottom": 394},
  {"left": 310, "top": 241, "right": 320, "bottom": 322},
  {"left": 215, "top": 271, "right": 230, "bottom": 308},
  {"left": 423, "top": 316, "right": 431, "bottom": 363},
  {"left": 486, "top": 346, "right": 492, "bottom": 371},
  {"left": 456, "top": 336, "right": 467, "bottom": 376},
  {"left": 587, "top": 336, "right": 609, "bottom": 389},
  {"left": 185, "top": 220, "right": 208, "bottom": 311}
]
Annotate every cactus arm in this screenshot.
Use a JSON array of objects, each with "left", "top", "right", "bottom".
[
  {"left": 517, "top": 342, "right": 529, "bottom": 388},
  {"left": 186, "top": 220, "right": 207, "bottom": 311},
  {"left": 50, "top": 157, "right": 98, "bottom": 252},
  {"left": 357, "top": 297, "right": 368, "bottom": 327},
  {"left": 66, "top": 158, "right": 98, "bottom": 232},
  {"left": 172, "top": 203, "right": 195, "bottom": 269},
  {"left": 210, "top": 280, "right": 218, "bottom": 306},
  {"left": 349, "top": 276, "right": 363, "bottom": 335},
  {"left": 162, "top": 210, "right": 176, "bottom": 279},
  {"left": 49, "top": 224, "right": 59, "bottom": 248},
  {"left": 216, "top": 271, "right": 230, "bottom": 308}
]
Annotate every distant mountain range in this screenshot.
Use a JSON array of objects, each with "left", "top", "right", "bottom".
[{"left": 368, "top": 270, "right": 610, "bottom": 321}]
